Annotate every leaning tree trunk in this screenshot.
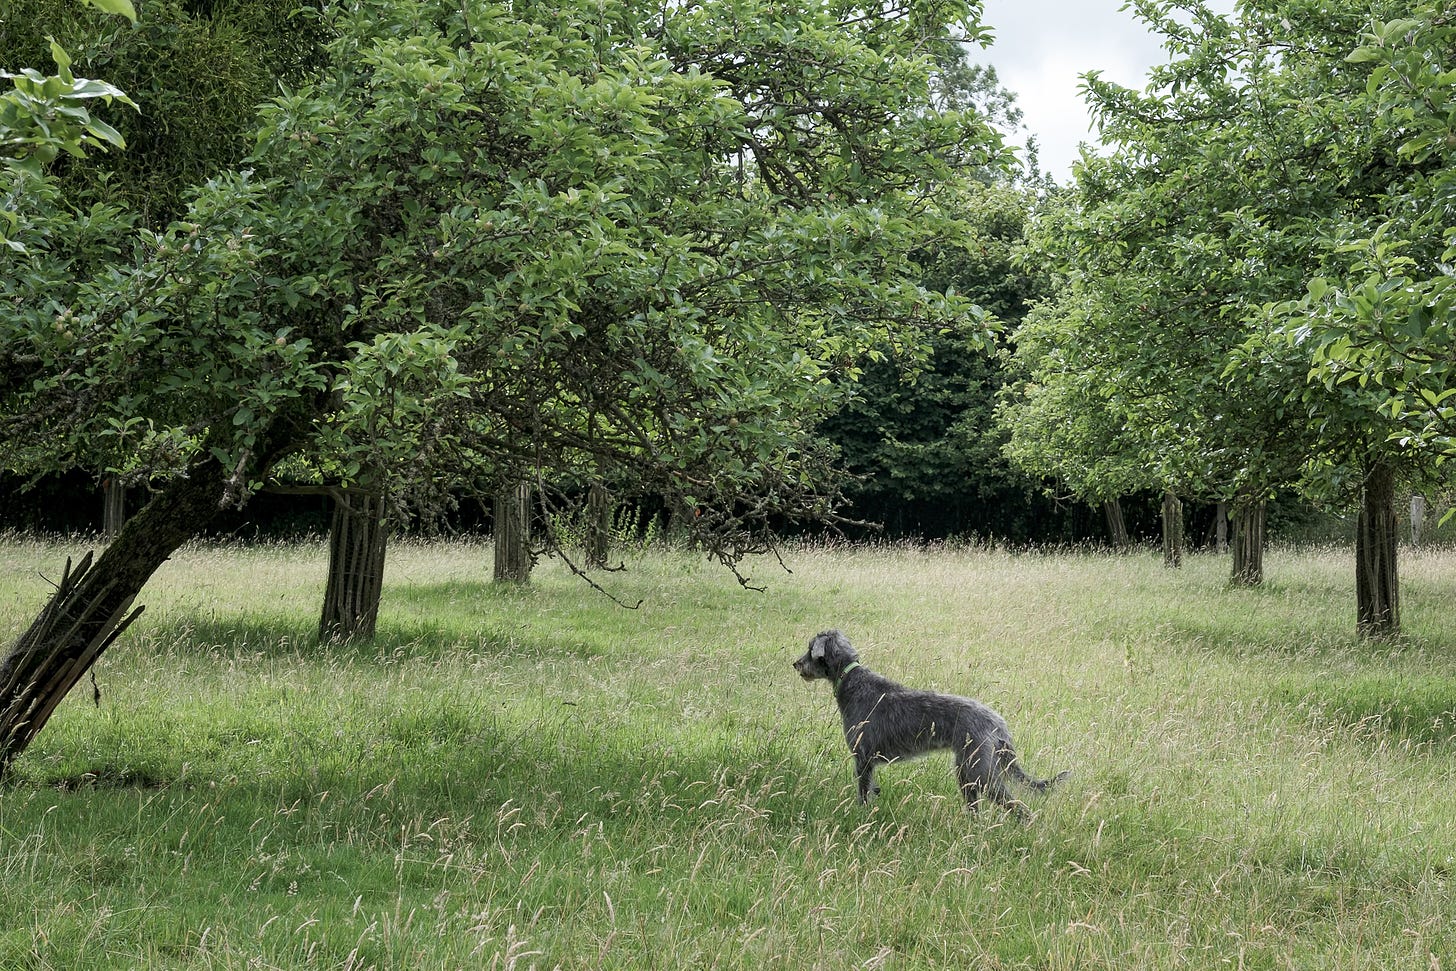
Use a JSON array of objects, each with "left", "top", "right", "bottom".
[
  {"left": 318, "top": 489, "right": 389, "bottom": 642},
  {"left": 585, "top": 480, "right": 611, "bottom": 570},
  {"left": 493, "top": 481, "right": 533, "bottom": 583},
  {"left": 1230, "top": 497, "right": 1266, "bottom": 586},
  {"left": 1356, "top": 463, "right": 1400, "bottom": 638},
  {"left": 0, "top": 460, "right": 229, "bottom": 778},
  {"left": 1102, "top": 498, "right": 1130, "bottom": 549},
  {"left": 1161, "top": 492, "right": 1184, "bottom": 569}
]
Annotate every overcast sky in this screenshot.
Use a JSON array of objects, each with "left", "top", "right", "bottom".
[{"left": 977, "top": 0, "right": 1236, "bottom": 182}]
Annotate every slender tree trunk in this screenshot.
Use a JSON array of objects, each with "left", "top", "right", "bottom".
[
  {"left": 1230, "top": 497, "right": 1266, "bottom": 587},
  {"left": 0, "top": 460, "right": 229, "bottom": 777},
  {"left": 1410, "top": 494, "right": 1427, "bottom": 546},
  {"left": 1356, "top": 463, "right": 1400, "bottom": 638},
  {"left": 1161, "top": 492, "right": 1183, "bottom": 569},
  {"left": 318, "top": 489, "right": 389, "bottom": 642},
  {"left": 1102, "top": 498, "right": 1129, "bottom": 548},
  {"left": 585, "top": 480, "right": 610, "bottom": 570},
  {"left": 1214, "top": 501, "right": 1229, "bottom": 553},
  {"left": 494, "top": 481, "right": 533, "bottom": 583},
  {"left": 101, "top": 476, "right": 126, "bottom": 542}
]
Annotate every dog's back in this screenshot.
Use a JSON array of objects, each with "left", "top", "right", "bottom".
[{"left": 836, "top": 666, "right": 1012, "bottom": 765}]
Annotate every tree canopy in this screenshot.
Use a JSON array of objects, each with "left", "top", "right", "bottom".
[
  {"left": 2, "top": 0, "right": 1008, "bottom": 560},
  {"left": 998, "top": 0, "right": 1456, "bottom": 632}
]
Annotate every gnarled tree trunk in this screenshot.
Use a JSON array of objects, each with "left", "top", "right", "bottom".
[
  {"left": 0, "top": 460, "right": 229, "bottom": 777},
  {"left": 1230, "top": 497, "right": 1266, "bottom": 587},
  {"left": 493, "top": 480, "right": 533, "bottom": 583},
  {"left": 1161, "top": 492, "right": 1183, "bottom": 569},
  {"left": 1356, "top": 463, "right": 1400, "bottom": 638},
  {"left": 318, "top": 488, "right": 389, "bottom": 642}
]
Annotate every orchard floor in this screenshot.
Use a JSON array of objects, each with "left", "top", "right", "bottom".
[{"left": 1, "top": 536, "right": 1453, "bottom": 969}]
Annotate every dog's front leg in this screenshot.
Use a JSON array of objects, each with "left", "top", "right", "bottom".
[{"left": 854, "top": 754, "right": 880, "bottom": 804}]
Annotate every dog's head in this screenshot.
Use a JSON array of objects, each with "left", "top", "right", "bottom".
[{"left": 792, "top": 629, "right": 859, "bottom": 682}]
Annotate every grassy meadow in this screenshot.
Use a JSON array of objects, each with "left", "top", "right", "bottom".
[{"left": 1, "top": 534, "right": 1453, "bottom": 969}]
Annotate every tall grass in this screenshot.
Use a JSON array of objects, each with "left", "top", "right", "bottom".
[{"left": 1, "top": 535, "right": 1452, "bottom": 969}]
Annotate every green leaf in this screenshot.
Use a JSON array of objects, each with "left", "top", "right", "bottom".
[
  {"left": 85, "top": 117, "right": 126, "bottom": 150},
  {"left": 47, "top": 39, "right": 73, "bottom": 79},
  {"left": 80, "top": 0, "right": 138, "bottom": 22}
]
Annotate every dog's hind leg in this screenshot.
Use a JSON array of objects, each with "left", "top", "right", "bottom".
[{"left": 954, "top": 738, "right": 993, "bottom": 810}]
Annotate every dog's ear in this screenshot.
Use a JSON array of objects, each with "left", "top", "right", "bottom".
[
  {"left": 812, "top": 629, "right": 849, "bottom": 661},
  {"left": 828, "top": 630, "right": 857, "bottom": 663}
]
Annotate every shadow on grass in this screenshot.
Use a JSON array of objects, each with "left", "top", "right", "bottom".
[
  {"left": 1271, "top": 673, "right": 1456, "bottom": 751},
  {"left": 1121, "top": 579, "right": 1456, "bottom": 753},
  {"left": 13, "top": 695, "right": 857, "bottom": 841},
  {"left": 122, "top": 606, "right": 613, "bottom": 664},
  {"left": 1150, "top": 573, "right": 1456, "bottom": 660}
]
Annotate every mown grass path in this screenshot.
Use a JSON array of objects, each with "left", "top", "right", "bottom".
[{"left": 2, "top": 537, "right": 1453, "bottom": 969}]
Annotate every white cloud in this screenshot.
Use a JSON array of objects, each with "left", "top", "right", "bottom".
[{"left": 976, "top": 0, "right": 1235, "bottom": 181}]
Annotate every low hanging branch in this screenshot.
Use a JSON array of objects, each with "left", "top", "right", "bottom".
[{"left": 0, "top": 552, "right": 145, "bottom": 774}]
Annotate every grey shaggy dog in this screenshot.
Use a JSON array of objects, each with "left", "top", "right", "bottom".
[{"left": 794, "top": 629, "right": 1069, "bottom": 814}]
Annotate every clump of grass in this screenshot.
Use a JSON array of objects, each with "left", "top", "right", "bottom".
[{"left": 1, "top": 537, "right": 1454, "bottom": 968}]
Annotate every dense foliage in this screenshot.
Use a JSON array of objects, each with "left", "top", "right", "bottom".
[
  {"left": 1, "top": 0, "right": 1008, "bottom": 564},
  {"left": 820, "top": 179, "right": 1056, "bottom": 540},
  {"left": 1, "top": 0, "right": 328, "bottom": 225},
  {"left": 1005, "top": 0, "right": 1456, "bottom": 509}
]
